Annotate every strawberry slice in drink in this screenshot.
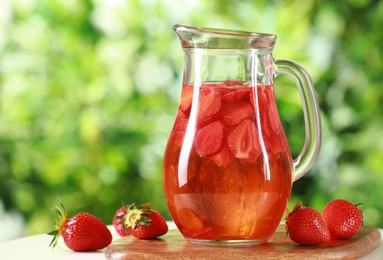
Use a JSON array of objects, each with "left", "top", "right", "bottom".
[
  {"left": 249, "top": 84, "right": 270, "bottom": 111},
  {"left": 227, "top": 119, "right": 261, "bottom": 162},
  {"left": 211, "top": 143, "right": 233, "bottom": 168},
  {"left": 194, "top": 121, "right": 224, "bottom": 157},
  {"left": 180, "top": 84, "right": 194, "bottom": 113},
  {"left": 197, "top": 87, "right": 221, "bottom": 120},
  {"left": 222, "top": 88, "right": 251, "bottom": 102},
  {"left": 220, "top": 101, "right": 255, "bottom": 126}
]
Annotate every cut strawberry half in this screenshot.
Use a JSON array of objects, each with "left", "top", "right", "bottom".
[
  {"left": 180, "top": 84, "right": 194, "bottom": 112},
  {"left": 222, "top": 88, "right": 250, "bottom": 102},
  {"left": 194, "top": 121, "right": 224, "bottom": 157},
  {"left": 211, "top": 143, "right": 233, "bottom": 168},
  {"left": 198, "top": 87, "right": 221, "bottom": 120},
  {"left": 227, "top": 119, "right": 261, "bottom": 161},
  {"left": 249, "top": 84, "right": 270, "bottom": 111},
  {"left": 220, "top": 101, "right": 255, "bottom": 126},
  {"left": 265, "top": 102, "right": 282, "bottom": 136}
]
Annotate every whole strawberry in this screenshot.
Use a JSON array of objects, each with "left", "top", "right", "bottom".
[
  {"left": 113, "top": 206, "right": 130, "bottom": 237},
  {"left": 285, "top": 202, "right": 330, "bottom": 245},
  {"left": 48, "top": 204, "right": 112, "bottom": 251},
  {"left": 124, "top": 203, "right": 168, "bottom": 239},
  {"left": 322, "top": 199, "right": 363, "bottom": 239}
]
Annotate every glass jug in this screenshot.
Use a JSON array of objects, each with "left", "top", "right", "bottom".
[{"left": 163, "top": 25, "right": 321, "bottom": 246}]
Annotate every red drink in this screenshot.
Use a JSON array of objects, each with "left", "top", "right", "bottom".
[{"left": 163, "top": 81, "right": 293, "bottom": 244}]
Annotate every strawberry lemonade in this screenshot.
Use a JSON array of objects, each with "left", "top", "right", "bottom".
[{"left": 163, "top": 80, "right": 294, "bottom": 244}]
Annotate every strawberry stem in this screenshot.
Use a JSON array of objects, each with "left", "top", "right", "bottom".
[
  {"left": 47, "top": 203, "right": 68, "bottom": 249},
  {"left": 285, "top": 201, "right": 305, "bottom": 236}
]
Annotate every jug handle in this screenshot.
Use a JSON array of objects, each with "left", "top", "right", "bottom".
[{"left": 274, "top": 59, "right": 322, "bottom": 182}]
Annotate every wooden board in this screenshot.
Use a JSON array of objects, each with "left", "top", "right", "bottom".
[{"left": 105, "top": 225, "right": 381, "bottom": 260}]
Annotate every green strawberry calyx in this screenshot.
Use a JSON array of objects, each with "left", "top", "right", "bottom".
[
  {"left": 124, "top": 203, "right": 152, "bottom": 230},
  {"left": 285, "top": 201, "right": 304, "bottom": 235},
  {"left": 47, "top": 203, "right": 68, "bottom": 248},
  {"left": 285, "top": 201, "right": 304, "bottom": 219}
]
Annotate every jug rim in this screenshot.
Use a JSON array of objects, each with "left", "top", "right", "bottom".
[{"left": 174, "top": 24, "right": 277, "bottom": 50}]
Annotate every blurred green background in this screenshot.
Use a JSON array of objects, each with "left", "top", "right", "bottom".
[{"left": 1, "top": 0, "right": 382, "bottom": 241}]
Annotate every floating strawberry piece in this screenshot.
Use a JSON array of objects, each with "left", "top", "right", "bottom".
[
  {"left": 285, "top": 202, "right": 330, "bottom": 246},
  {"left": 322, "top": 199, "right": 363, "bottom": 240},
  {"left": 265, "top": 102, "right": 282, "bottom": 135},
  {"left": 259, "top": 103, "right": 286, "bottom": 154},
  {"left": 48, "top": 204, "right": 112, "bottom": 251},
  {"left": 220, "top": 101, "right": 255, "bottom": 125},
  {"left": 227, "top": 119, "right": 261, "bottom": 161},
  {"left": 180, "top": 84, "right": 194, "bottom": 112},
  {"left": 124, "top": 203, "right": 168, "bottom": 239},
  {"left": 222, "top": 88, "right": 251, "bottom": 102},
  {"left": 198, "top": 87, "right": 221, "bottom": 120},
  {"left": 249, "top": 84, "right": 270, "bottom": 111},
  {"left": 194, "top": 121, "right": 224, "bottom": 157},
  {"left": 211, "top": 143, "right": 233, "bottom": 168}
]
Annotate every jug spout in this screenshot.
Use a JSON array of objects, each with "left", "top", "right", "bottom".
[{"left": 173, "top": 24, "right": 277, "bottom": 51}]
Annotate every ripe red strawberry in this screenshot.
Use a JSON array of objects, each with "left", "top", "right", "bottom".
[
  {"left": 124, "top": 203, "right": 168, "bottom": 239},
  {"left": 194, "top": 121, "right": 224, "bottom": 157},
  {"left": 227, "top": 119, "right": 261, "bottom": 161},
  {"left": 113, "top": 206, "right": 130, "bottom": 237},
  {"left": 48, "top": 204, "right": 112, "bottom": 251},
  {"left": 322, "top": 199, "right": 363, "bottom": 240},
  {"left": 285, "top": 202, "right": 330, "bottom": 245}
]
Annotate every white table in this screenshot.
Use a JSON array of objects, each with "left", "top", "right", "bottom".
[{"left": 0, "top": 224, "right": 382, "bottom": 260}]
